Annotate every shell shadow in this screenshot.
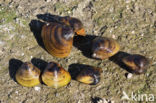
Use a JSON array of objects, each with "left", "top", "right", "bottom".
[
  {"left": 91, "top": 97, "right": 102, "bottom": 103},
  {"left": 73, "top": 35, "right": 97, "bottom": 59},
  {"left": 36, "top": 13, "right": 62, "bottom": 23},
  {"left": 31, "top": 58, "right": 48, "bottom": 84},
  {"left": 109, "top": 51, "right": 133, "bottom": 73},
  {"left": 31, "top": 58, "right": 48, "bottom": 72},
  {"left": 29, "top": 20, "right": 45, "bottom": 50},
  {"left": 8, "top": 58, "right": 23, "bottom": 82}
]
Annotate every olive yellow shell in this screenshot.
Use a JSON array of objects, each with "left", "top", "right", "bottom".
[
  {"left": 41, "top": 23, "right": 74, "bottom": 58},
  {"left": 76, "top": 66, "right": 102, "bottom": 85},
  {"left": 59, "top": 16, "right": 86, "bottom": 36},
  {"left": 15, "top": 62, "right": 41, "bottom": 87},
  {"left": 92, "top": 37, "right": 120, "bottom": 59},
  {"left": 41, "top": 62, "right": 71, "bottom": 89},
  {"left": 122, "top": 54, "right": 149, "bottom": 74}
]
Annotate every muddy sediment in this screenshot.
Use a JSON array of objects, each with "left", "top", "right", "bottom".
[{"left": 0, "top": 0, "right": 156, "bottom": 103}]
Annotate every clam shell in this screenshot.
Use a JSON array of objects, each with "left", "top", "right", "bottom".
[
  {"left": 41, "top": 23, "right": 74, "bottom": 58},
  {"left": 15, "top": 62, "right": 40, "bottom": 87},
  {"left": 76, "top": 66, "right": 102, "bottom": 85},
  {"left": 92, "top": 37, "right": 120, "bottom": 59},
  {"left": 122, "top": 54, "right": 149, "bottom": 74},
  {"left": 59, "top": 16, "right": 86, "bottom": 36},
  {"left": 41, "top": 62, "right": 71, "bottom": 88}
]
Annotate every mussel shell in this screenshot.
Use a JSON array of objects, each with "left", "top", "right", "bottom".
[
  {"left": 41, "top": 62, "right": 71, "bottom": 88},
  {"left": 41, "top": 23, "right": 74, "bottom": 58},
  {"left": 122, "top": 54, "right": 149, "bottom": 74},
  {"left": 76, "top": 66, "right": 102, "bottom": 85},
  {"left": 92, "top": 37, "right": 120, "bottom": 59},
  {"left": 15, "top": 62, "right": 41, "bottom": 87},
  {"left": 59, "top": 16, "right": 86, "bottom": 36}
]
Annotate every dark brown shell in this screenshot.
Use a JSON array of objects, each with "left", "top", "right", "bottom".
[
  {"left": 15, "top": 62, "right": 41, "bottom": 87},
  {"left": 41, "top": 23, "right": 74, "bottom": 58},
  {"left": 92, "top": 37, "right": 120, "bottom": 59},
  {"left": 122, "top": 54, "right": 149, "bottom": 74},
  {"left": 41, "top": 62, "right": 71, "bottom": 88},
  {"left": 58, "top": 16, "right": 86, "bottom": 36},
  {"left": 76, "top": 65, "right": 102, "bottom": 85}
]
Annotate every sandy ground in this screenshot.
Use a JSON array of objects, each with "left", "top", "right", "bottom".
[{"left": 0, "top": 0, "right": 156, "bottom": 103}]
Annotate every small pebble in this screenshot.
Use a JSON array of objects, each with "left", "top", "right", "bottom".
[
  {"left": 21, "top": 35, "right": 25, "bottom": 39},
  {"left": 97, "top": 100, "right": 103, "bottom": 103},
  {"left": 45, "top": 0, "right": 51, "bottom": 2},
  {"left": 34, "top": 86, "right": 41, "bottom": 91},
  {"left": 126, "top": 73, "right": 133, "bottom": 79},
  {"left": 112, "top": 35, "right": 116, "bottom": 39},
  {"left": 146, "top": 73, "right": 149, "bottom": 77},
  {"left": 41, "top": 56, "right": 44, "bottom": 59},
  {"left": 21, "top": 53, "right": 24, "bottom": 56},
  {"left": 15, "top": 91, "right": 18, "bottom": 94},
  {"left": 111, "top": 101, "right": 115, "bottom": 103},
  {"left": 131, "top": 30, "right": 135, "bottom": 34},
  {"left": 126, "top": 5, "right": 130, "bottom": 10},
  {"left": 109, "top": 29, "right": 113, "bottom": 33},
  {"left": 141, "top": 33, "right": 144, "bottom": 36},
  {"left": 67, "top": 10, "right": 71, "bottom": 14}
]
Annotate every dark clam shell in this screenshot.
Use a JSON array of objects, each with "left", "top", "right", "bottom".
[
  {"left": 76, "top": 65, "right": 102, "bottom": 85},
  {"left": 122, "top": 54, "right": 149, "bottom": 74},
  {"left": 59, "top": 16, "right": 86, "bottom": 36},
  {"left": 92, "top": 37, "right": 120, "bottom": 59}
]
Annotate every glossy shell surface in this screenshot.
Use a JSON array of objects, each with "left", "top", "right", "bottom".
[
  {"left": 76, "top": 66, "right": 102, "bottom": 85},
  {"left": 41, "top": 62, "right": 71, "bottom": 89},
  {"left": 122, "top": 54, "right": 149, "bottom": 74},
  {"left": 15, "top": 62, "right": 41, "bottom": 87},
  {"left": 92, "top": 37, "right": 120, "bottom": 59},
  {"left": 59, "top": 16, "right": 86, "bottom": 36},
  {"left": 42, "top": 23, "right": 74, "bottom": 58}
]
